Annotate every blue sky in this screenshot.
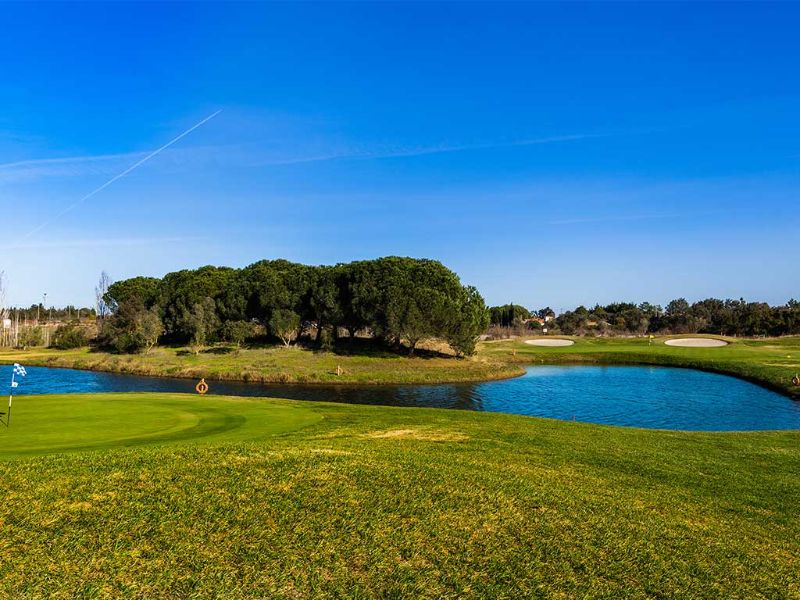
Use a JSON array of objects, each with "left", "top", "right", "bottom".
[{"left": 0, "top": 2, "right": 798, "bottom": 310}]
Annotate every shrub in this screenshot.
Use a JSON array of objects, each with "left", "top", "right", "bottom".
[
  {"left": 51, "top": 325, "right": 88, "bottom": 349},
  {"left": 18, "top": 326, "right": 44, "bottom": 349},
  {"left": 318, "top": 327, "right": 335, "bottom": 351}
]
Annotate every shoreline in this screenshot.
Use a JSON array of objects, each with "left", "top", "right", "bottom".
[
  {"left": 0, "top": 336, "right": 800, "bottom": 401},
  {"left": 482, "top": 336, "right": 800, "bottom": 401},
  {"left": 514, "top": 356, "right": 798, "bottom": 400},
  {"left": 0, "top": 347, "right": 526, "bottom": 387}
]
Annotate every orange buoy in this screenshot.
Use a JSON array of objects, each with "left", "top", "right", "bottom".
[
  {"left": 792, "top": 374, "right": 800, "bottom": 386},
  {"left": 196, "top": 378, "right": 209, "bottom": 394}
]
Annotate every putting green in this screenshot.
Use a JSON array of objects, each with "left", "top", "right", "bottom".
[{"left": 0, "top": 393, "right": 321, "bottom": 459}]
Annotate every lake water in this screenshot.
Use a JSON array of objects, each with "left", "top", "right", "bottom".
[{"left": 5, "top": 364, "right": 800, "bottom": 431}]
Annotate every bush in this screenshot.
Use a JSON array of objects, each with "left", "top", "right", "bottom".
[
  {"left": 318, "top": 327, "right": 335, "bottom": 351},
  {"left": 51, "top": 325, "right": 88, "bottom": 349},
  {"left": 18, "top": 327, "right": 43, "bottom": 349}
]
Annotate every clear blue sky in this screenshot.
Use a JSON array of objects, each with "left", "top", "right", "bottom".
[{"left": 1, "top": 2, "right": 798, "bottom": 311}]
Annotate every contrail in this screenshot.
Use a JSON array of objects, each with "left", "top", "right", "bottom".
[{"left": 21, "top": 109, "right": 222, "bottom": 240}]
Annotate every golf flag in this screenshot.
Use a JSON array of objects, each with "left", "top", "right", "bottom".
[{"left": 5, "top": 363, "right": 26, "bottom": 427}]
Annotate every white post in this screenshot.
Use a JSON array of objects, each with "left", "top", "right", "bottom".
[{"left": 6, "top": 370, "right": 14, "bottom": 427}]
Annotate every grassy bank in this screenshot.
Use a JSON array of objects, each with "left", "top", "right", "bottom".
[
  {"left": 481, "top": 335, "right": 800, "bottom": 399},
  {"left": 0, "top": 343, "right": 523, "bottom": 385},
  {"left": 0, "top": 393, "right": 798, "bottom": 597}
]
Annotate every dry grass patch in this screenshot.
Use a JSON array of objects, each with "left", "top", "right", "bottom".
[{"left": 364, "top": 428, "right": 470, "bottom": 442}]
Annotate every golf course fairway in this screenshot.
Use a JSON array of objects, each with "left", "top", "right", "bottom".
[{"left": 1, "top": 392, "right": 799, "bottom": 597}]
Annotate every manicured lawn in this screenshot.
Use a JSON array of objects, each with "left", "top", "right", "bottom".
[
  {"left": 0, "top": 393, "right": 798, "bottom": 597},
  {"left": 482, "top": 335, "right": 800, "bottom": 399},
  {"left": 0, "top": 393, "right": 319, "bottom": 459}
]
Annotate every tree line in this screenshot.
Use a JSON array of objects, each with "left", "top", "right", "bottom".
[
  {"left": 100, "top": 257, "right": 489, "bottom": 356},
  {"left": 490, "top": 298, "right": 800, "bottom": 337},
  {"left": 489, "top": 304, "right": 555, "bottom": 327},
  {"left": 6, "top": 305, "right": 96, "bottom": 323}
]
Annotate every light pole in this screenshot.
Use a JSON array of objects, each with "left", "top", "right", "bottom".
[{"left": 43, "top": 293, "right": 47, "bottom": 324}]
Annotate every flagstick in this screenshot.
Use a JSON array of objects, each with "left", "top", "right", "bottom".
[{"left": 7, "top": 371, "right": 14, "bottom": 427}]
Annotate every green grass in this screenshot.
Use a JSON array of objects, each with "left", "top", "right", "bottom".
[
  {"left": 1, "top": 393, "right": 798, "bottom": 597},
  {"left": 0, "top": 393, "right": 319, "bottom": 458},
  {"left": 0, "top": 343, "right": 522, "bottom": 385},
  {"left": 481, "top": 335, "right": 800, "bottom": 399}
]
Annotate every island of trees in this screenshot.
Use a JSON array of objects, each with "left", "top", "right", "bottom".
[{"left": 97, "top": 257, "right": 489, "bottom": 357}]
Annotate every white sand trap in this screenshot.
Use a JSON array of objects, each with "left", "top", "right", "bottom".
[
  {"left": 664, "top": 338, "right": 728, "bottom": 347},
  {"left": 525, "top": 339, "right": 575, "bottom": 347}
]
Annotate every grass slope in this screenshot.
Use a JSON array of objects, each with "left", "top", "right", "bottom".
[
  {"left": 1, "top": 393, "right": 799, "bottom": 597},
  {"left": 482, "top": 335, "right": 800, "bottom": 399},
  {"left": 0, "top": 344, "right": 522, "bottom": 385}
]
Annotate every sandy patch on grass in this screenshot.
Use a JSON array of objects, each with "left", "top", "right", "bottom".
[
  {"left": 308, "top": 448, "right": 353, "bottom": 456},
  {"left": 664, "top": 338, "right": 728, "bottom": 347},
  {"left": 525, "top": 339, "right": 575, "bottom": 347},
  {"left": 364, "top": 428, "right": 469, "bottom": 442}
]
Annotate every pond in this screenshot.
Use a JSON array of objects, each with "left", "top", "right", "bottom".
[{"left": 5, "top": 364, "right": 800, "bottom": 431}]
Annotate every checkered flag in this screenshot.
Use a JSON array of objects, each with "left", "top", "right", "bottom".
[{"left": 4, "top": 363, "right": 26, "bottom": 426}]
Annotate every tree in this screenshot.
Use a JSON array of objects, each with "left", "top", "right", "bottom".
[
  {"left": 105, "top": 277, "right": 161, "bottom": 309},
  {"left": 664, "top": 298, "right": 693, "bottom": 333},
  {"left": 489, "top": 304, "right": 531, "bottom": 327},
  {"left": 784, "top": 299, "right": 800, "bottom": 335},
  {"left": 386, "top": 286, "right": 440, "bottom": 355},
  {"left": 665, "top": 298, "right": 690, "bottom": 316},
  {"left": 384, "top": 262, "right": 464, "bottom": 356},
  {"left": 105, "top": 256, "right": 492, "bottom": 354},
  {"left": 139, "top": 308, "right": 164, "bottom": 353},
  {"left": 160, "top": 266, "right": 236, "bottom": 340},
  {"left": 97, "top": 298, "right": 163, "bottom": 354},
  {"left": 309, "top": 265, "right": 344, "bottom": 344},
  {"left": 95, "top": 271, "right": 113, "bottom": 319},
  {"left": 242, "top": 260, "right": 314, "bottom": 325},
  {"left": 446, "top": 286, "right": 490, "bottom": 357},
  {"left": 51, "top": 324, "right": 88, "bottom": 349},
  {"left": 222, "top": 320, "right": 255, "bottom": 347},
  {"left": 269, "top": 309, "right": 301, "bottom": 347},
  {"left": 537, "top": 307, "right": 555, "bottom": 319},
  {"left": 183, "top": 297, "right": 220, "bottom": 353}
]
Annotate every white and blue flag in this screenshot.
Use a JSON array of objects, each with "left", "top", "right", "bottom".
[{"left": 5, "top": 363, "right": 25, "bottom": 427}]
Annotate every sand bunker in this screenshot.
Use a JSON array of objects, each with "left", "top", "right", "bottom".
[
  {"left": 525, "top": 339, "right": 575, "bottom": 347},
  {"left": 664, "top": 338, "right": 728, "bottom": 347}
]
